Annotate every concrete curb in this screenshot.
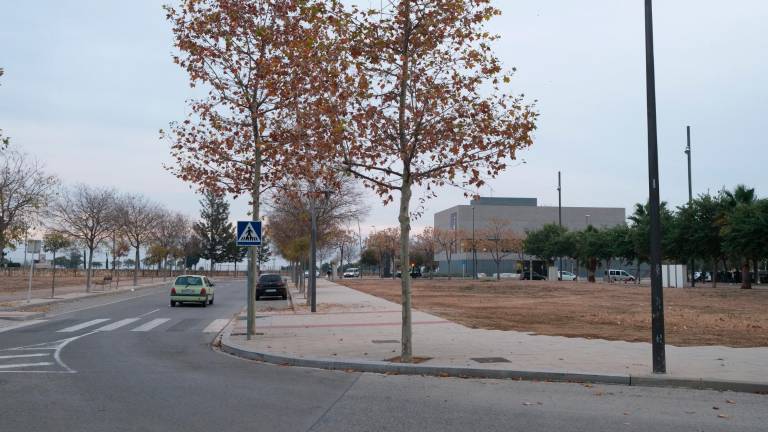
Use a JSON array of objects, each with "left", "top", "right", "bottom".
[
  {"left": 0, "top": 280, "right": 171, "bottom": 312},
  {"left": 219, "top": 322, "right": 768, "bottom": 394},
  {"left": 0, "top": 311, "right": 46, "bottom": 321}
]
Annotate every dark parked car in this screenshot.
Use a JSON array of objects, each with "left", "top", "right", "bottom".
[
  {"left": 395, "top": 268, "right": 422, "bottom": 279},
  {"left": 256, "top": 274, "right": 287, "bottom": 300},
  {"left": 521, "top": 271, "right": 546, "bottom": 280}
]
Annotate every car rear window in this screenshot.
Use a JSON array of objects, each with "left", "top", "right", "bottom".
[
  {"left": 175, "top": 276, "right": 203, "bottom": 285},
  {"left": 259, "top": 274, "right": 282, "bottom": 283}
]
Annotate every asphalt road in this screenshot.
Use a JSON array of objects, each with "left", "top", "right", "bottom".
[{"left": 1, "top": 279, "right": 765, "bottom": 431}]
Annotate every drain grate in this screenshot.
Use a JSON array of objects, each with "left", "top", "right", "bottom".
[
  {"left": 371, "top": 339, "right": 400, "bottom": 344},
  {"left": 471, "top": 357, "right": 510, "bottom": 364}
]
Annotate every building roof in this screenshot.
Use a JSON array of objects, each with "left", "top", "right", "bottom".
[{"left": 469, "top": 197, "right": 537, "bottom": 207}]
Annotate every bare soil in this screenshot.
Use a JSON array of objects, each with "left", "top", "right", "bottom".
[{"left": 338, "top": 278, "right": 768, "bottom": 348}]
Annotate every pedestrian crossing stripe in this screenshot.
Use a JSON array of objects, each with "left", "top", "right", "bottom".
[{"left": 7, "top": 317, "right": 232, "bottom": 334}]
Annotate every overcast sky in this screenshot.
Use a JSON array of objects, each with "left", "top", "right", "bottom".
[{"left": 1, "top": 0, "right": 766, "bottom": 243}]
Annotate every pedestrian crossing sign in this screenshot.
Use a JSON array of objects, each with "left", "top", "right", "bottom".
[{"left": 237, "top": 221, "right": 262, "bottom": 246}]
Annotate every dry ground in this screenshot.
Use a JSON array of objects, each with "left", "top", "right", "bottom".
[{"left": 338, "top": 278, "right": 768, "bottom": 348}]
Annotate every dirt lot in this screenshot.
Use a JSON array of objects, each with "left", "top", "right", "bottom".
[{"left": 338, "top": 278, "right": 768, "bottom": 348}]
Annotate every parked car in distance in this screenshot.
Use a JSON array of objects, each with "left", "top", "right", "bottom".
[
  {"left": 343, "top": 268, "right": 360, "bottom": 278},
  {"left": 558, "top": 270, "right": 577, "bottom": 281},
  {"left": 170, "top": 275, "right": 215, "bottom": 307},
  {"left": 257, "top": 274, "right": 287, "bottom": 300},
  {"left": 303, "top": 270, "right": 320, "bottom": 278},
  {"left": 605, "top": 269, "right": 636, "bottom": 282},
  {"left": 521, "top": 271, "right": 546, "bottom": 280},
  {"left": 395, "top": 268, "right": 422, "bottom": 278}
]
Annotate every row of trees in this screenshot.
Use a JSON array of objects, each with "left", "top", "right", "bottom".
[
  {"left": 0, "top": 146, "right": 272, "bottom": 295},
  {"left": 523, "top": 185, "right": 768, "bottom": 289},
  {"left": 164, "top": 0, "right": 536, "bottom": 362}
]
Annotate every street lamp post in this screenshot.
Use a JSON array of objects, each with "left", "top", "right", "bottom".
[
  {"left": 558, "top": 171, "right": 563, "bottom": 280},
  {"left": 585, "top": 214, "right": 591, "bottom": 227},
  {"left": 644, "top": 0, "right": 666, "bottom": 374},
  {"left": 685, "top": 126, "right": 695, "bottom": 287}
]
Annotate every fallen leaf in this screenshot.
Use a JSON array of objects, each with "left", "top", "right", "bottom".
[
  {"left": 712, "top": 406, "right": 720, "bottom": 410},
  {"left": 717, "top": 414, "right": 730, "bottom": 419},
  {"left": 726, "top": 399, "right": 736, "bottom": 404}
]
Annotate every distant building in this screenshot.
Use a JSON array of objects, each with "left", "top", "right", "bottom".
[{"left": 433, "top": 197, "right": 626, "bottom": 277}]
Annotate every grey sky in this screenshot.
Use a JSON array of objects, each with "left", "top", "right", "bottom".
[{"left": 1, "top": 1, "right": 766, "bottom": 240}]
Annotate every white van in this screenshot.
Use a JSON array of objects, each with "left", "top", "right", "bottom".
[{"left": 605, "top": 269, "right": 635, "bottom": 282}]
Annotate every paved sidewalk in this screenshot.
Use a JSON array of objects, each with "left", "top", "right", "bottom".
[{"left": 223, "top": 278, "right": 768, "bottom": 392}]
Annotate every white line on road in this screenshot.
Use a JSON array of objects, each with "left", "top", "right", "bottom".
[
  {"left": 0, "top": 319, "right": 48, "bottom": 333},
  {"left": 0, "top": 362, "right": 54, "bottom": 369},
  {"left": 0, "top": 353, "right": 50, "bottom": 360},
  {"left": 203, "top": 319, "right": 230, "bottom": 333},
  {"left": 95, "top": 318, "right": 141, "bottom": 331},
  {"left": 57, "top": 319, "right": 110, "bottom": 333},
  {"left": 130, "top": 318, "right": 170, "bottom": 332},
  {"left": 137, "top": 308, "right": 160, "bottom": 318}
]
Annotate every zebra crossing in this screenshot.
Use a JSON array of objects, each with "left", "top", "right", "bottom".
[{"left": 1, "top": 316, "right": 232, "bottom": 335}]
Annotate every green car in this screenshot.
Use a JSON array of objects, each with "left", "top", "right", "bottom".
[{"left": 170, "top": 275, "right": 215, "bottom": 307}]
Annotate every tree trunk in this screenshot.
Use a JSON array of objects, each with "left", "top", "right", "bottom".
[
  {"left": 496, "top": 259, "right": 500, "bottom": 280},
  {"left": 712, "top": 257, "right": 717, "bottom": 288},
  {"left": 133, "top": 246, "right": 140, "bottom": 286},
  {"left": 398, "top": 179, "right": 413, "bottom": 363},
  {"left": 587, "top": 257, "right": 597, "bottom": 283},
  {"left": 741, "top": 261, "right": 752, "bottom": 289},
  {"left": 86, "top": 246, "right": 94, "bottom": 292}
]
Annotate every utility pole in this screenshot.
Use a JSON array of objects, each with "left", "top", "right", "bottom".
[
  {"left": 685, "top": 126, "right": 695, "bottom": 287},
  {"left": 644, "top": 0, "right": 666, "bottom": 374},
  {"left": 558, "top": 171, "right": 563, "bottom": 280}
]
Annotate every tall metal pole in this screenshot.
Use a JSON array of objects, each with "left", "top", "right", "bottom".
[
  {"left": 472, "top": 206, "right": 476, "bottom": 279},
  {"left": 644, "top": 0, "right": 666, "bottom": 374},
  {"left": 686, "top": 126, "right": 694, "bottom": 287},
  {"left": 246, "top": 247, "right": 254, "bottom": 340},
  {"left": 309, "top": 193, "right": 318, "bottom": 313},
  {"left": 558, "top": 171, "right": 563, "bottom": 279},
  {"left": 357, "top": 218, "right": 363, "bottom": 279}
]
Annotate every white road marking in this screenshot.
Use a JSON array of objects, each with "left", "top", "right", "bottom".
[
  {"left": 0, "top": 362, "right": 54, "bottom": 369},
  {"left": 95, "top": 318, "right": 140, "bottom": 331},
  {"left": 203, "top": 319, "right": 229, "bottom": 333},
  {"left": 0, "top": 353, "right": 50, "bottom": 360},
  {"left": 1, "top": 330, "right": 98, "bottom": 373},
  {"left": 130, "top": 318, "right": 170, "bottom": 332},
  {"left": 57, "top": 319, "right": 110, "bottom": 332},
  {"left": 137, "top": 308, "right": 160, "bottom": 318},
  {"left": 0, "top": 319, "right": 48, "bottom": 333}
]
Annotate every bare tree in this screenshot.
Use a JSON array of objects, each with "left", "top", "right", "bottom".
[
  {"left": 434, "top": 227, "right": 460, "bottom": 279},
  {"left": 413, "top": 227, "right": 437, "bottom": 278},
  {"left": 152, "top": 211, "right": 192, "bottom": 277},
  {"left": 117, "top": 194, "right": 162, "bottom": 286},
  {"left": 0, "top": 150, "right": 57, "bottom": 259},
  {"left": 48, "top": 185, "right": 116, "bottom": 291},
  {"left": 479, "top": 218, "right": 521, "bottom": 280}
]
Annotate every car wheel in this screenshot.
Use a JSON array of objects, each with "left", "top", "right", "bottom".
[
  {"left": 209, "top": 295, "right": 214, "bottom": 305},
  {"left": 170, "top": 300, "right": 176, "bottom": 307},
  {"left": 201, "top": 300, "right": 207, "bottom": 307}
]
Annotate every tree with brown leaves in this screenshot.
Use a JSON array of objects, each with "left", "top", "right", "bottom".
[{"left": 338, "top": 0, "right": 536, "bottom": 361}]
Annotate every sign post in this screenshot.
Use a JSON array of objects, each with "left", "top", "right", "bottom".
[
  {"left": 26, "top": 240, "right": 42, "bottom": 303},
  {"left": 237, "top": 221, "right": 262, "bottom": 340}
]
